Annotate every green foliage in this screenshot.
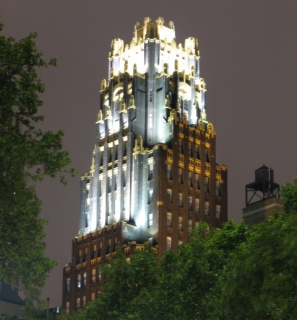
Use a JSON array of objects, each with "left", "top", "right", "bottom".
[
  {"left": 0, "top": 26, "right": 74, "bottom": 300},
  {"left": 281, "top": 178, "right": 297, "bottom": 214},
  {"left": 210, "top": 213, "right": 297, "bottom": 320}
]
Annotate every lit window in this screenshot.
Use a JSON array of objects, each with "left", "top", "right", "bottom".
[
  {"left": 148, "top": 189, "right": 153, "bottom": 204},
  {"left": 148, "top": 213, "right": 153, "bottom": 227},
  {"left": 167, "top": 212, "right": 172, "bottom": 227},
  {"left": 194, "top": 198, "right": 200, "bottom": 212},
  {"left": 91, "top": 293, "right": 96, "bottom": 301},
  {"left": 188, "top": 219, "right": 193, "bottom": 233},
  {"left": 77, "top": 274, "right": 81, "bottom": 288},
  {"left": 205, "top": 202, "right": 209, "bottom": 215},
  {"left": 66, "top": 278, "right": 70, "bottom": 292},
  {"left": 76, "top": 297, "right": 81, "bottom": 311},
  {"left": 98, "top": 271, "right": 102, "bottom": 282},
  {"left": 178, "top": 193, "right": 183, "bottom": 207},
  {"left": 216, "top": 205, "right": 221, "bottom": 219},
  {"left": 92, "top": 269, "right": 96, "bottom": 284},
  {"left": 83, "top": 272, "right": 87, "bottom": 287},
  {"left": 66, "top": 302, "right": 70, "bottom": 316},
  {"left": 178, "top": 216, "right": 183, "bottom": 231},
  {"left": 83, "top": 295, "right": 86, "bottom": 307},
  {"left": 167, "top": 237, "right": 172, "bottom": 251}
]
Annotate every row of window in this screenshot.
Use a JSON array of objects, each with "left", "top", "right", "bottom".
[
  {"left": 97, "top": 141, "right": 128, "bottom": 166},
  {"left": 76, "top": 238, "right": 117, "bottom": 264},
  {"left": 167, "top": 166, "right": 221, "bottom": 194},
  {"left": 177, "top": 139, "right": 210, "bottom": 162},
  {"left": 66, "top": 269, "right": 103, "bottom": 293}
]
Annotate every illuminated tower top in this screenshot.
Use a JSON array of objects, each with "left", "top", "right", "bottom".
[
  {"left": 78, "top": 17, "right": 226, "bottom": 239},
  {"left": 97, "top": 17, "right": 207, "bottom": 147}
]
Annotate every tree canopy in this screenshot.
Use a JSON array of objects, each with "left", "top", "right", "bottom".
[{"left": 0, "top": 25, "right": 74, "bottom": 299}]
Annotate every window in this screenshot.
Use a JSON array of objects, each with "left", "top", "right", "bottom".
[
  {"left": 205, "top": 176, "right": 209, "bottom": 193},
  {"left": 188, "top": 219, "right": 193, "bottom": 233},
  {"left": 178, "top": 193, "right": 183, "bottom": 207},
  {"left": 205, "top": 148, "right": 209, "bottom": 162},
  {"left": 83, "top": 248, "right": 87, "bottom": 262},
  {"left": 194, "top": 144, "right": 199, "bottom": 159},
  {"left": 205, "top": 202, "right": 209, "bottom": 215},
  {"left": 77, "top": 274, "right": 81, "bottom": 288},
  {"left": 188, "top": 171, "right": 192, "bottom": 187},
  {"left": 178, "top": 168, "right": 183, "bottom": 184},
  {"left": 167, "top": 164, "right": 172, "bottom": 180},
  {"left": 178, "top": 138, "right": 183, "bottom": 153},
  {"left": 85, "top": 213, "right": 89, "bottom": 228},
  {"left": 66, "top": 278, "right": 70, "bottom": 292},
  {"left": 91, "top": 293, "right": 96, "bottom": 301},
  {"left": 188, "top": 196, "right": 193, "bottom": 210},
  {"left": 83, "top": 272, "right": 87, "bottom": 287},
  {"left": 83, "top": 295, "right": 86, "bottom": 307},
  {"left": 122, "top": 171, "right": 126, "bottom": 187},
  {"left": 216, "top": 180, "right": 220, "bottom": 196},
  {"left": 167, "top": 189, "right": 172, "bottom": 203},
  {"left": 76, "top": 297, "right": 81, "bottom": 311},
  {"left": 98, "top": 271, "right": 102, "bottom": 282},
  {"left": 148, "top": 164, "right": 153, "bottom": 180},
  {"left": 167, "top": 237, "right": 172, "bottom": 251},
  {"left": 148, "top": 189, "right": 153, "bottom": 204},
  {"left": 77, "top": 250, "right": 82, "bottom": 264},
  {"left": 194, "top": 173, "right": 200, "bottom": 189},
  {"left": 194, "top": 198, "right": 200, "bottom": 212},
  {"left": 66, "top": 302, "right": 70, "bottom": 316},
  {"left": 167, "top": 212, "right": 172, "bottom": 227},
  {"left": 178, "top": 216, "right": 183, "bottom": 231},
  {"left": 92, "top": 244, "right": 97, "bottom": 259},
  {"left": 148, "top": 213, "right": 153, "bottom": 227},
  {"left": 92, "top": 269, "right": 96, "bottom": 284},
  {"left": 216, "top": 205, "right": 221, "bottom": 219},
  {"left": 188, "top": 141, "right": 192, "bottom": 156}
]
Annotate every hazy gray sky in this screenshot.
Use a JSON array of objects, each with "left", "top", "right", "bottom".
[{"left": 1, "top": 0, "right": 297, "bottom": 307}]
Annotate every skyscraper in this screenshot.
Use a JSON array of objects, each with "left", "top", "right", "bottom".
[{"left": 63, "top": 17, "right": 227, "bottom": 315}]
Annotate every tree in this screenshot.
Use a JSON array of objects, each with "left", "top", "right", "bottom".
[
  {"left": 281, "top": 178, "right": 297, "bottom": 214},
  {"left": 0, "top": 25, "right": 74, "bottom": 299},
  {"left": 208, "top": 180, "right": 297, "bottom": 319},
  {"left": 71, "top": 222, "right": 248, "bottom": 320}
]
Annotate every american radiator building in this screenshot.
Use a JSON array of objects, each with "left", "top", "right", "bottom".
[{"left": 62, "top": 17, "right": 227, "bottom": 315}]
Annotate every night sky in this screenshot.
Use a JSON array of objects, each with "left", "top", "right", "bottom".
[{"left": 1, "top": 0, "right": 297, "bottom": 308}]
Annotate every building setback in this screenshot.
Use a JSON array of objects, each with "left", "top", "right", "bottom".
[{"left": 62, "top": 17, "right": 227, "bottom": 315}]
